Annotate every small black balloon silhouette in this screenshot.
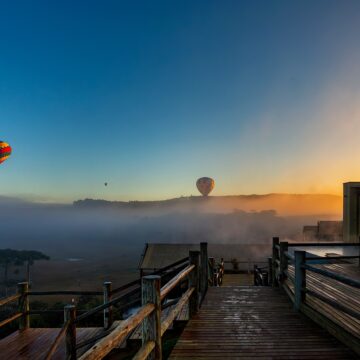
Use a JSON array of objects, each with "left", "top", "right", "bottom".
[{"left": 104, "top": 182, "right": 108, "bottom": 186}]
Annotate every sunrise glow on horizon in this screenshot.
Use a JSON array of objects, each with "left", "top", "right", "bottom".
[{"left": 1, "top": 1, "right": 360, "bottom": 203}]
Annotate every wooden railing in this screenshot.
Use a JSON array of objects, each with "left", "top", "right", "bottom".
[
  {"left": 253, "top": 263, "right": 270, "bottom": 286},
  {"left": 0, "top": 242, "right": 218, "bottom": 359},
  {"left": 208, "top": 257, "right": 224, "bottom": 286},
  {"left": 78, "top": 250, "right": 201, "bottom": 360},
  {"left": 272, "top": 237, "right": 360, "bottom": 355}
]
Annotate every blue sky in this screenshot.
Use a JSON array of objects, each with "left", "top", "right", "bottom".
[{"left": 1, "top": 1, "right": 360, "bottom": 202}]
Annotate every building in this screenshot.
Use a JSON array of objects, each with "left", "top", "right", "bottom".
[{"left": 303, "top": 221, "right": 343, "bottom": 242}]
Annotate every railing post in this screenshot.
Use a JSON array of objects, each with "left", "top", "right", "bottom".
[
  {"left": 294, "top": 251, "right": 306, "bottom": 311},
  {"left": 103, "top": 281, "right": 113, "bottom": 329},
  {"left": 209, "top": 257, "right": 215, "bottom": 286},
  {"left": 142, "top": 275, "right": 162, "bottom": 360},
  {"left": 17, "top": 282, "right": 29, "bottom": 330},
  {"left": 200, "top": 242, "right": 208, "bottom": 299},
  {"left": 64, "top": 305, "right": 76, "bottom": 360},
  {"left": 268, "top": 257, "right": 273, "bottom": 286},
  {"left": 253, "top": 265, "right": 258, "bottom": 285},
  {"left": 219, "top": 258, "right": 224, "bottom": 286},
  {"left": 272, "top": 237, "right": 279, "bottom": 287},
  {"left": 279, "top": 241, "right": 289, "bottom": 285},
  {"left": 189, "top": 251, "right": 200, "bottom": 317}
]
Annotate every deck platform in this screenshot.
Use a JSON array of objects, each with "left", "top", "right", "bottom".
[
  {"left": 222, "top": 273, "right": 253, "bottom": 286},
  {"left": 286, "top": 261, "right": 360, "bottom": 341},
  {"left": 169, "top": 286, "right": 356, "bottom": 359},
  {"left": 0, "top": 322, "right": 122, "bottom": 360}
]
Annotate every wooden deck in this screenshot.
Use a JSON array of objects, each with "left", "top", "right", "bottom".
[
  {"left": 286, "top": 261, "right": 360, "bottom": 341},
  {"left": 0, "top": 321, "right": 122, "bottom": 360},
  {"left": 169, "top": 286, "right": 356, "bottom": 359},
  {"left": 0, "top": 302, "right": 189, "bottom": 359},
  {"left": 222, "top": 273, "right": 253, "bottom": 286}
]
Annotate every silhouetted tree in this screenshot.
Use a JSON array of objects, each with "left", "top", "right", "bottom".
[{"left": 0, "top": 249, "right": 49, "bottom": 293}]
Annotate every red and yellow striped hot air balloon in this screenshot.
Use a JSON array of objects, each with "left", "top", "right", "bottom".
[{"left": 0, "top": 141, "right": 12, "bottom": 165}]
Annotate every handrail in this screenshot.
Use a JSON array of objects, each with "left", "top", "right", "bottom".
[
  {"left": 133, "top": 340, "right": 155, "bottom": 360},
  {"left": 78, "top": 303, "right": 155, "bottom": 360},
  {"left": 111, "top": 279, "right": 141, "bottom": 295},
  {"left": 142, "top": 256, "right": 189, "bottom": 274},
  {"left": 287, "top": 242, "right": 360, "bottom": 247},
  {"left": 75, "top": 287, "right": 140, "bottom": 323},
  {"left": 284, "top": 251, "right": 294, "bottom": 261},
  {"left": 306, "top": 255, "right": 360, "bottom": 261},
  {"left": 160, "top": 264, "right": 195, "bottom": 301},
  {"left": 44, "top": 319, "right": 70, "bottom": 360},
  {"left": 0, "top": 293, "right": 21, "bottom": 307},
  {"left": 306, "top": 289, "right": 360, "bottom": 321},
  {"left": 161, "top": 287, "right": 194, "bottom": 336},
  {"left": 0, "top": 312, "right": 22, "bottom": 328},
  {"left": 303, "top": 264, "right": 360, "bottom": 289},
  {"left": 28, "top": 290, "right": 102, "bottom": 296}
]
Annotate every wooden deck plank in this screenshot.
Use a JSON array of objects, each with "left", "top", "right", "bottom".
[
  {"left": 222, "top": 274, "right": 253, "bottom": 286},
  {"left": 0, "top": 321, "right": 122, "bottom": 359},
  {"left": 286, "top": 261, "right": 360, "bottom": 339},
  {"left": 169, "top": 286, "right": 356, "bottom": 359}
]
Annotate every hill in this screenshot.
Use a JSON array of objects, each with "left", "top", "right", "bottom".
[{"left": 73, "top": 193, "right": 342, "bottom": 216}]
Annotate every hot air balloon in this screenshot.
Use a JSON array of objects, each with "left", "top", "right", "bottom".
[
  {"left": 0, "top": 141, "right": 11, "bottom": 165},
  {"left": 104, "top": 182, "right": 108, "bottom": 187},
  {"left": 196, "top": 177, "right": 215, "bottom": 196}
]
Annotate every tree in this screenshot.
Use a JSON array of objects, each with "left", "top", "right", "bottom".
[{"left": 0, "top": 249, "right": 49, "bottom": 293}]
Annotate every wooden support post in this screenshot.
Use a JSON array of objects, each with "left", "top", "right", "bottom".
[
  {"left": 268, "top": 257, "right": 273, "bottom": 286},
  {"left": 294, "top": 251, "right": 306, "bottom": 311},
  {"left": 200, "top": 242, "right": 208, "bottom": 299},
  {"left": 64, "top": 305, "right": 77, "bottom": 360},
  {"left": 209, "top": 257, "right": 215, "bottom": 286},
  {"left": 253, "top": 265, "right": 258, "bottom": 285},
  {"left": 17, "top": 282, "right": 29, "bottom": 330},
  {"left": 142, "top": 275, "right": 162, "bottom": 360},
  {"left": 189, "top": 251, "right": 200, "bottom": 317},
  {"left": 279, "top": 241, "right": 289, "bottom": 285},
  {"left": 103, "top": 281, "right": 113, "bottom": 329},
  {"left": 272, "top": 237, "right": 279, "bottom": 287}
]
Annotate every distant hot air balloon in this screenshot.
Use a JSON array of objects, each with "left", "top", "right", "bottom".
[
  {"left": 0, "top": 141, "right": 11, "bottom": 165},
  {"left": 104, "top": 182, "right": 108, "bottom": 187},
  {"left": 196, "top": 177, "right": 215, "bottom": 196}
]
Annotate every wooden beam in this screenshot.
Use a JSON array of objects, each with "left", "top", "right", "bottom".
[
  {"left": 200, "top": 242, "right": 208, "bottom": 298},
  {"left": 272, "top": 237, "right": 279, "bottom": 287},
  {"left": 0, "top": 312, "right": 22, "bottom": 329},
  {"left": 79, "top": 303, "right": 154, "bottom": 360},
  {"left": 160, "top": 265, "right": 195, "bottom": 301},
  {"left": 279, "top": 241, "right": 288, "bottom": 284},
  {"left": 0, "top": 293, "right": 21, "bottom": 307},
  {"left": 294, "top": 251, "right": 306, "bottom": 311},
  {"left": 133, "top": 341, "right": 155, "bottom": 360},
  {"left": 64, "top": 305, "right": 76, "bottom": 360},
  {"left": 17, "top": 282, "right": 29, "bottom": 330},
  {"left": 103, "top": 281, "right": 113, "bottom": 329},
  {"left": 161, "top": 287, "right": 194, "bottom": 336},
  {"left": 209, "top": 257, "right": 215, "bottom": 286},
  {"left": 142, "top": 275, "right": 162, "bottom": 360},
  {"left": 189, "top": 251, "right": 200, "bottom": 317}
]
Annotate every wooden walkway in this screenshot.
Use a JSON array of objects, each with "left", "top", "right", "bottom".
[
  {"left": 286, "top": 261, "right": 360, "bottom": 341},
  {"left": 222, "top": 274, "right": 253, "bottom": 287},
  {"left": 169, "top": 286, "right": 356, "bottom": 359},
  {"left": 0, "top": 321, "right": 122, "bottom": 360}
]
